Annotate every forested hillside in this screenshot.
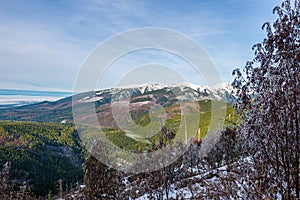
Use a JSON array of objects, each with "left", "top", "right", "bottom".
[{"left": 0, "top": 121, "right": 84, "bottom": 197}]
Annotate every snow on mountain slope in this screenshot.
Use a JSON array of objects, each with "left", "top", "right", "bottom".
[
  {"left": 0, "top": 82, "right": 234, "bottom": 123},
  {"left": 79, "top": 82, "right": 233, "bottom": 103}
]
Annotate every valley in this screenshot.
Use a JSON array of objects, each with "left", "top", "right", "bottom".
[{"left": 0, "top": 83, "right": 237, "bottom": 198}]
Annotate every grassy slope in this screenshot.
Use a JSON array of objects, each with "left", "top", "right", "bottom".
[{"left": 81, "top": 100, "right": 239, "bottom": 152}]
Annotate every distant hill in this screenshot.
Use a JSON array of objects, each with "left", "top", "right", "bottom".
[{"left": 0, "top": 89, "right": 72, "bottom": 109}]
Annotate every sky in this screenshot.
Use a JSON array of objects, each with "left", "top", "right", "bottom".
[{"left": 0, "top": 0, "right": 283, "bottom": 91}]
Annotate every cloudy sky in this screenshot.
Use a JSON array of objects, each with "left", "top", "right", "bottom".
[{"left": 0, "top": 0, "right": 282, "bottom": 91}]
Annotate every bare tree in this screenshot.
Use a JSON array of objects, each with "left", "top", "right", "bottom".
[
  {"left": 232, "top": 0, "right": 300, "bottom": 198},
  {"left": 83, "top": 156, "right": 126, "bottom": 199},
  {"left": 0, "top": 161, "right": 11, "bottom": 194}
]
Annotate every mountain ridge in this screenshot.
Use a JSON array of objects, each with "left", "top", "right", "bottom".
[{"left": 0, "top": 82, "right": 235, "bottom": 123}]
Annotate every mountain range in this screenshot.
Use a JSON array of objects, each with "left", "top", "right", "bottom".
[{"left": 0, "top": 82, "right": 234, "bottom": 124}]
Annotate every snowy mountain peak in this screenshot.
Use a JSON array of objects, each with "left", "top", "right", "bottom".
[
  {"left": 81, "top": 82, "right": 234, "bottom": 104},
  {"left": 108, "top": 82, "right": 232, "bottom": 94},
  {"left": 211, "top": 82, "right": 232, "bottom": 92}
]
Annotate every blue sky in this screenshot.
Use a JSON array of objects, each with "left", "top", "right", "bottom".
[{"left": 0, "top": 0, "right": 282, "bottom": 91}]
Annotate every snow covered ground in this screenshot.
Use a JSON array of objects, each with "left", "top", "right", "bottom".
[{"left": 135, "top": 156, "right": 254, "bottom": 200}]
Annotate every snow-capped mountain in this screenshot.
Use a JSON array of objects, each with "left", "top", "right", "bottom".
[
  {"left": 0, "top": 82, "right": 235, "bottom": 123},
  {"left": 79, "top": 82, "right": 233, "bottom": 104}
]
